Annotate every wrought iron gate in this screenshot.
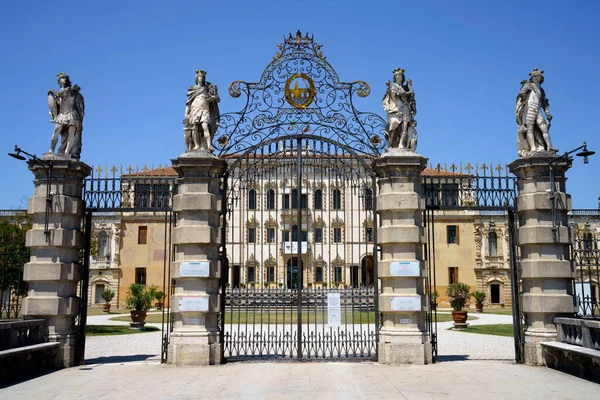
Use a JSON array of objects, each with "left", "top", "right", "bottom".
[
  {"left": 214, "top": 32, "right": 387, "bottom": 361},
  {"left": 422, "top": 164, "right": 523, "bottom": 363},
  {"left": 78, "top": 168, "right": 176, "bottom": 365},
  {"left": 221, "top": 136, "right": 378, "bottom": 360}
]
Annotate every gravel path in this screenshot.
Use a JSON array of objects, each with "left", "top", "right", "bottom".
[
  {"left": 83, "top": 311, "right": 516, "bottom": 364},
  {"left": 435, "top": 311, "right": 515, "bottom": 361},
  {"left": 85, "top": 312, "right": 165, "bottom": 364}
]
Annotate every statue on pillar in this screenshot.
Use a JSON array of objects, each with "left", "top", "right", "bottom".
[
  {"left": 382, "top": 68, "right": 417, "bottom": 152},
  {"left": 47, "top": 73, "right": 85, "bottom": 160},
  {"left": 183, "top": 70, "right": 220, "bottom": 152},
  {"left": 516, "top": 68, "right": 557, "bottom": 157}
]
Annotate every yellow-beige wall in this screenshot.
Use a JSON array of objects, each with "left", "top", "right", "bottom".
[
  {"left": 119, "top": 215, "right": 171, "bottom": 307},
  {"left": 431, "top": 212, "right": 478, "bottom": 307}
]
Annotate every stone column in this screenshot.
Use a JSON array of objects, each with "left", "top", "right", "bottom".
[
  {"left": 168, "top": 154, "right": 227, "bottom": 365},
  {"left": 22, "top": 159, "right": 91, "bottom": 368},
  {"left": 375, "top": 152, "right": 432, "bottom": 365},
  {"left": 509, "top": 156, "right": 574, "bottom": 366}
]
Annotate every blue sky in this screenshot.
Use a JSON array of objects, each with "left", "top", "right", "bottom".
[{"left": 1, "top": 1, "right": 599, "bottom": 208}]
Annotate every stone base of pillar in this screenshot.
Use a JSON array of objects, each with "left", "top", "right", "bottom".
[
  {"left": 168, "top": 332, "right": 221, "bottom": 365},
  {"left": 46, "top": 332, "right": 77, "bottom": 368},
  {"left": 524, "top": 331, "right": 557, "bottom": 366},
  {"left": 378, "top": 331, "right": 432, "bottom": 365}
]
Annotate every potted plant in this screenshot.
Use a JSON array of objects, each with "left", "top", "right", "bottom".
[
  {"left": 430, "top": 290, "right": 439, "bottom": 311},
  {"left": 446, "top": 282, "right": 471, "bottom": 327},
  {"left": 472, "top": 291, "right": 486, "bottom": 313},
  {"left": 154, "top": 290, "right": 165, "bottom": 310},
  {"left": 125, "top": 283, "right": 154, "bottom": 325},
  {"left": 101, "top": 288, "right": 115, "bottom": 313}
]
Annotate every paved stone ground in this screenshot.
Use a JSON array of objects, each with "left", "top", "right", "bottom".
[
  {"left": 2, "top": 360, "right": 599, "bottom": 399},
  {"left": 3, "top": 311, "right": 598, "bottom": 398}
]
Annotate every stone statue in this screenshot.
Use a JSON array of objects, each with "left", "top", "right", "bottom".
[
  {"left": 183, "top": 70, "right": 220, "bottom": 152},
  {"left": 47, "top": 73, "right": 85, "bottom": 160},
  {"left": 382, "top": 68, "right": 417, "bottom": 151},
  {"left": 516, "top": 68, "right": 557, "bottom": 157}
]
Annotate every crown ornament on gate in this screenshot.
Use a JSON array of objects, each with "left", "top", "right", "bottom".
[{"left": 274, "top": 30, "right": 325, "bottom": 61}]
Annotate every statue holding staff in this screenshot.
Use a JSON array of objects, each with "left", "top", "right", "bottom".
[
  {"left": 47, "top": 72, "right": 84, "bottom": 160},
  {"left": 183, "top": 70, "right": 220, "bottom": 152},
  {"left": 382, "top": 68, "right": 417, "bottom": 151}
]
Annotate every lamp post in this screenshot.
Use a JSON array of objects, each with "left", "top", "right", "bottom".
[
  {"left": 548, "top": 141, "right": 595, "bottom": 241},
  {"left": 8, "top": 145, "right": 53, "bottom": 239}
]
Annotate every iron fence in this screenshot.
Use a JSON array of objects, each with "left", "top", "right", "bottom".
[
  {"left": 223, "top": 286, "right": 377, "bottom": 360},
  {"left": 572, "top": 233, "right": 600, "bottom": 319},
  {"left": 0, "top": 218, "right": 29, "bottom": 320},
  {"left": 83, "top": 168, "right": 177, "bottom": 212},
  {"left": 423, "top": 169, "right": 517, "bottom": 210}
]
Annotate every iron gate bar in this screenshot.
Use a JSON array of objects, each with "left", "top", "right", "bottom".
[
  {"left": 508, "top": 208, "right": 524, "bottom": 363},
  {"left": 76, "top": 210, "right": 92, "bottom": 366},
  {"left": 296, "top": 137, "right": 303, "bottom": 359}
]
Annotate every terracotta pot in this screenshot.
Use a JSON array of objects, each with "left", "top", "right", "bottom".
[
  {"left": 103, "top": 303, "right": 111, "bottom": 313},
  {"left": 451, "top": 310, "right": 468, "bottom": 324},
  {"left": 130, "top": 310, "right": 147, "bottom": 323},
  {"left": 476, "top": 303, "right": 484, "bottom": 312},
  {"left": 155, "top": 302, "right": 163, "bottom": 310}
]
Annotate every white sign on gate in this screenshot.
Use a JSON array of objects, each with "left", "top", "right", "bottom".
[{"left": 327, "top": 293, "right": 341, "bottom": 328}]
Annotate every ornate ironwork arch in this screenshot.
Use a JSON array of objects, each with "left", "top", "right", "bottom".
[{"left": 214, "top": 31, "right": 387, "bottom": 156}]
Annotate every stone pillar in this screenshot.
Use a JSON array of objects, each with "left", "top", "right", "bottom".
[
  {"left": 22, "top": 159, "right": 91, "bottom": 368},
  {"left": 168, "top": 154, "right": 227, "bottom": 365},
  {"left": 375, "top": 152, "right": 432, "bottom": 365},
  {"left": 509, "top": 156, "right": 574, "bottom": 366}
]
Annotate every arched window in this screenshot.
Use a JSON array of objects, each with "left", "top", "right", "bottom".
[
  {"left": 363, "top": 188, "right": 373, "bottom": 210},
  {"left": 98, "top": 231, "right": 108, "bottom": 257},
  {"left": 488, "top": 232, "right": 497, "bottom": 257},
  {"left": 248, "top": 189, "right": 257, "bottom": 210},
  {"left": 332, "top": 189, "right": 341, "bottom": 210},
  {"left": 266, "top": 189, "right": 275, "bottom": 210},
  {"left": 314, "top": 189, "right": 323, "bottom": 210}
]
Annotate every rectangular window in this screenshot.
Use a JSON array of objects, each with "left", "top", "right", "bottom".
[
  {"left": 266, "top": 228, "right": 275, "bottom": 243},
  {"left": 334, "top": 227, "right": 342, "bottom": 243},
  {"left": 134, "top": 184, "right": 151, "bottom": 208},
  {"left": 332, "top": 189, "right": 342, "bottom": 210},
  {"left": 334, "top": 267, "right": 342, "bottom": 283},
  {"left": 152, "top": 184, "right": 170, "bottom": 209},
  {"left": 447, "top": 225, "right": 459, "bottom": 244},
  {"left": 363, "top": 188, "right": 373, "bottom": 210},
  {"left": 283, "top": 194, "right": 290, "bottom": 209},
  {"left": 138, "top": 226, "right": 148, "bottom": 244},
  {"left": 441, "top": 184, "right": 459, "bottom": 207},
  {"left": 267, "top": 266, "right": 275, "bottom": 282},
  {"left": 248, "top": 228, "right": 256, "bottom": 243},
  {"left": 314, "top": 227, "right": 323, "bottom": 243},
  {"left": 135, "top": 267, "right": 147, "bottom": 284},
  {"left": 248, "top": 266, "right": 255, "bottom": 283},
  {"left": 365, "top": 227, "right": 373, "bottom": 243},
  {"left": 448, "top": 267, "right": 458, "bottom": 285},
  {"left": 315, "top": 266, "right": 323, "bottom": 282}
]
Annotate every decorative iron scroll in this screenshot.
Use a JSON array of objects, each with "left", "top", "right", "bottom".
[{"left": 214, "top": 31, "right": 387, "bottom": 156}]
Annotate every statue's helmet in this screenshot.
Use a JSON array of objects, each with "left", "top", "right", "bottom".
[
  {"left": 56, "top": 72, "right": 71, "bottom": 86},
  {"left": 528, "top": 68, "right": 545, "bottom": 83}
]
